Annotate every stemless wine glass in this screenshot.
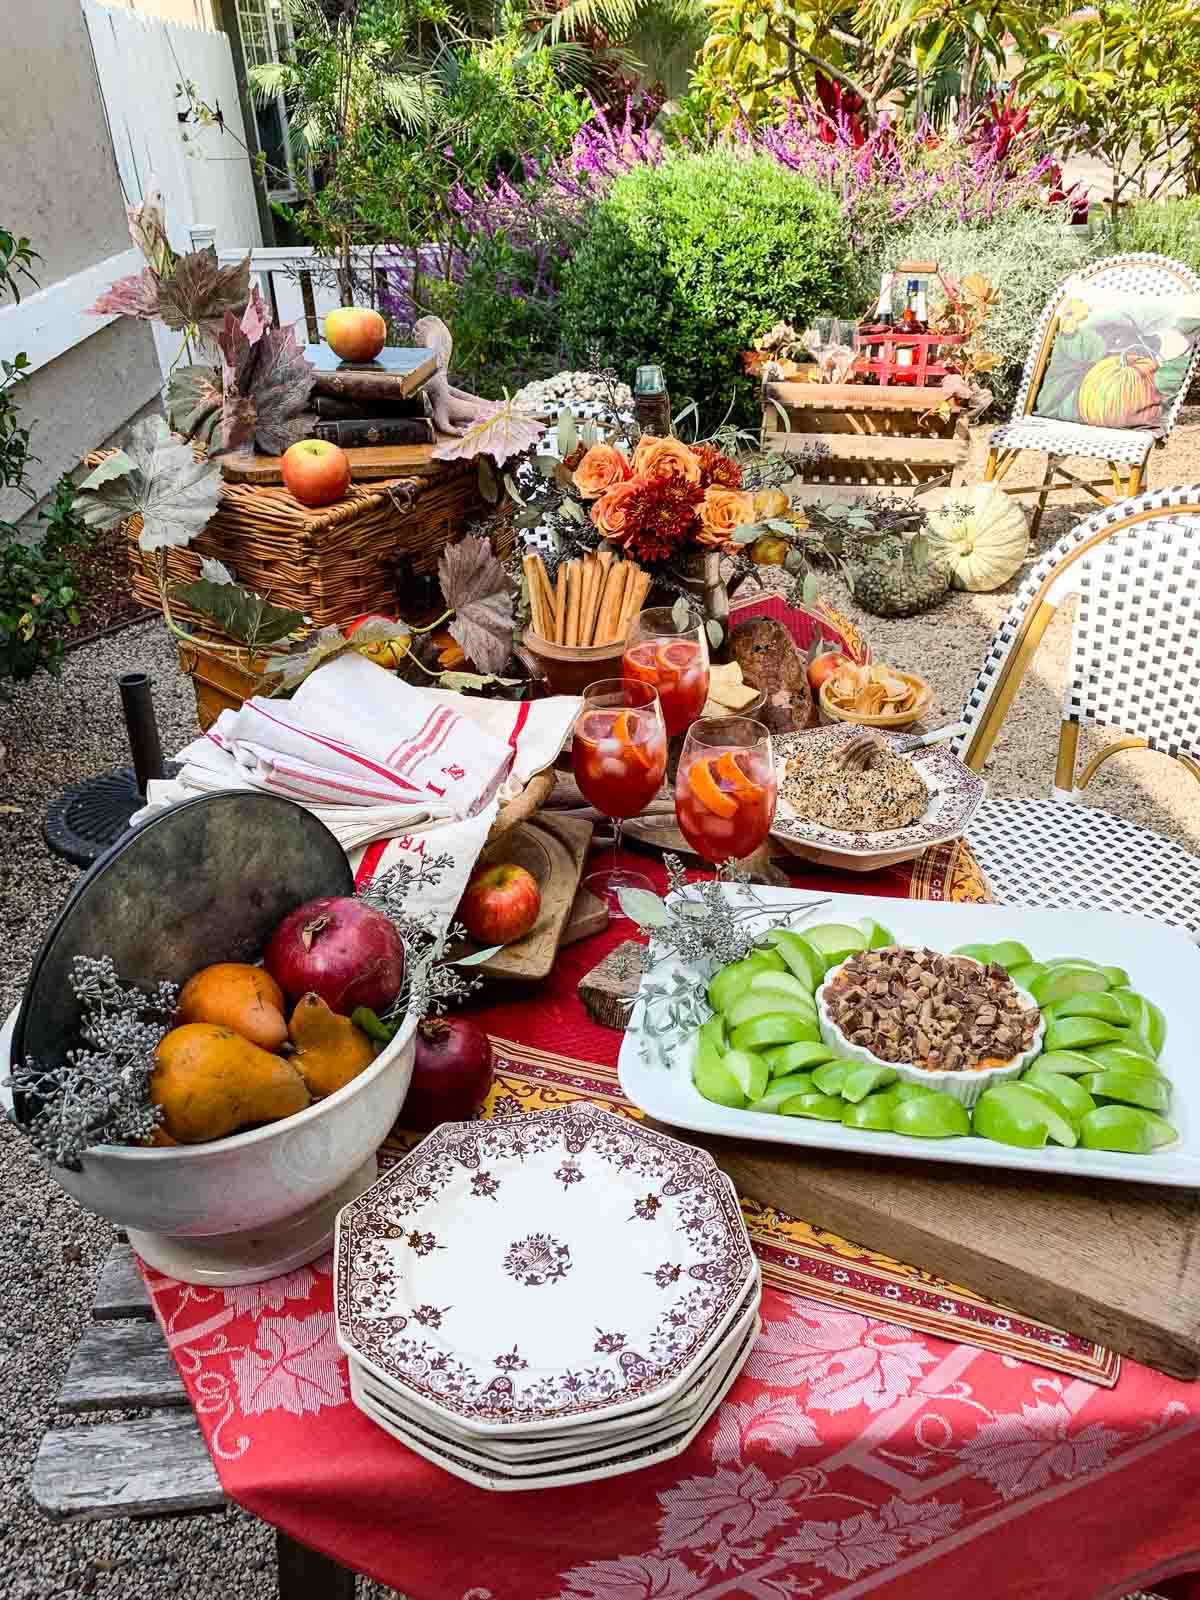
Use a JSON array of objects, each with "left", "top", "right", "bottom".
[
  {"left": 674, "top": 717, "right": 777, "bottom": 866},
  {"left": 571, "top": 678, "right": 668, "bottom": 908},
  {"left": 622, "top": 604, "right": 710, "bottom": 738}
]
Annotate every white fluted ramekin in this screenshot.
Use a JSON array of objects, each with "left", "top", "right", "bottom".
[{"left": 815, "top": 952, "right": 1044, "bottom": 1109}]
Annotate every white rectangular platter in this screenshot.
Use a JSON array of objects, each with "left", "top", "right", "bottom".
[{"left": 617, "top": 888, "right": 1200, "bottom": 1188}]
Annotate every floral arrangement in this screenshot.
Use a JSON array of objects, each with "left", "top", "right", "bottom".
[{"left": 567, "top": 434, "right": 784, "bottom": 567}]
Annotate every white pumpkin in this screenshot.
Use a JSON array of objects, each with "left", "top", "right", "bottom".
[{"left": 916, "top": 483, "right": 1030, "bottom": 592}]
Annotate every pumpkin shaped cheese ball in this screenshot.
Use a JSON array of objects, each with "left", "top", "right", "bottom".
[{"left": 151, "top": 1023, "right": 311, "bottom": 1143}]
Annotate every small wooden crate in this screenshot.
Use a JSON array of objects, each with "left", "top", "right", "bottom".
[
  {"left": 762, "top": 380, "right": 969, "bottom": 490},
  {"left": 126, "top": 445, "right": 490, "bottom": 634},
  {"left": 853, "top": 325, "right": 966, "bottom": 387}
]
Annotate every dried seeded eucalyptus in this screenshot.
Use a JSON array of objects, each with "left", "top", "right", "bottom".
[
  {"left": 617, "top": 855, "right": 830, "bottom": 1067},
  {"left": 357, "top": 852, "right": 497, "bottom": 1019},
  {"left": 6, "top": 956, "right": 177, "bottom": 1170}
]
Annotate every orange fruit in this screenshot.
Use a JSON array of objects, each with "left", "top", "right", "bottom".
[
  {"left": 687, "top": 758, "right": 739, "bottom": 818},
  {"left": 716, "top": 750, "right": 763, "bottom": 797},
  {"left": 656, "top": 640, "right": 695, "bottom": 676}
]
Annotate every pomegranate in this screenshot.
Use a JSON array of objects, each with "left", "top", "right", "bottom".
[
  {"left": 404, "top": 1016, "right": 494, "bottom": 1132},
  {"left": 264, "top": 896, "right": 404, "bottom": 1016}
]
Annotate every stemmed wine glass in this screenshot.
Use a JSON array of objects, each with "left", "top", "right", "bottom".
[
  {"left": 622, "top": 604, "right": 710, "bottom": 739},
  {"left": 674, "top": 717, "right": 777, "bottom": 867},
  {"left": 571, "top": 678, "right": 668, "bottom": 908}
]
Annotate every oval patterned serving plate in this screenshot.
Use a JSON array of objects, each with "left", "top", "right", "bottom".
[
  {"left": 770, "top": 725, "right": 986, "bottom": 859},
  {"left": 334, "top": 1103, "right": 757, "bottom": 1436}
]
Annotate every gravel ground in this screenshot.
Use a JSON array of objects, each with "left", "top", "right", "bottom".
[{"left": 1, "top": 418, "right": 1197, "bottom": 1597}]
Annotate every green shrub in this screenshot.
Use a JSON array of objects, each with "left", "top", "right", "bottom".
[
  {"left": 1, "top": 476, "right": 92, "bottom": 692},
  {"left": 449, "top": 237, "right": 565, "bottom": 398},
  {"left": 862, "top": 217, "right": 1100, "bottom": 412},
  {"left": 1099, "top": 198, "right": 1200, "bottom": 278},
  {"left": 559, "top": 151, "right": 854, "bottom": 428}
]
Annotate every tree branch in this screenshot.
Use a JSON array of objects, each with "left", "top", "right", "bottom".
[{"left": 762, "top": 24, "right": 875, "bottom": 115}]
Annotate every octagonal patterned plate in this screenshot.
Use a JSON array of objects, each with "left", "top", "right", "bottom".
[
  {"left": 770, "top": 724, "right": 986, "bottom": 862},
  {"left": 334, "top": 1103, "right": 756, "bottom": 1437}
]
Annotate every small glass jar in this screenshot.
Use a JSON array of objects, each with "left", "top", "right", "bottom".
[{"left": 633, "top": 364, "right": 671, "bottom": 435}]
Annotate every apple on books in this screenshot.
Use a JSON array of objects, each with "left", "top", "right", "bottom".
[
  {"left": 324, "top": 306, "right": 387, "bottom": 363},
  {"left": 701, "top": 662, "right": 761, "bottom": 719}
]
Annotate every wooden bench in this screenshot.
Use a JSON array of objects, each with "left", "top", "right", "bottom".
[{"left": 31, "top": 1241, "right": 359, "bottom": 1598}]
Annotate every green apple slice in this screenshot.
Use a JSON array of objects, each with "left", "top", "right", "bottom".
[
  {"left": 811, "top": 1060, "right": 850, "bottom": 1096},
  {"left": 988, "top": 940, "right": 1034, "bottom": 971},
  {"left": 842, "top": 1091, "right": 900, "bottom": 1130},
  {"left": 841, "top": 1063, "right": 899, "bottom": 1103},
  {"left": 707, "top": 959, "right": 767, "bottom": 1015},
  {"left": 764, "top": 1041, "right": 836, "bottom": 1076},
  {"left": 1080, "top": 1070, "right": 1171, "bottom": 1113},
  {"left": 1026, "top": 1049, "right": 1105, "bottom": 1076},
  {"left": 1008, "top": 962, "right": 1048, "bottom": 989},
  {"left": 1041, "top": 992, "right": 1129, "bottom": 1027},
  {"left": 693, "top": 1040, "right": 746, "bottom": 1108},
  {"left": 765, "top": 931, "right": 825, "bottom": 990},
  {"left": 749, "top": 1072, "right": 818, "bottom": 1113},
  {"left": 804, "top": 923, "right": 868, "bottom": 968},
  {"left": 860, "top": 918, "right": 897, "bottom": 950},
  {"left": 1108, "top": 1025, "right": 1159, "bottom": 1062},
  {"left": 1022, "top": 1067, "right": 1096, "bottom": 1122},
  {"left": 748, "top": 970, "right": 816, "bottom": 1005},
  {"left": 699, "top": 1015, "right": 727, "bottom": 1054},
  {"left": 982, "top": 1082, "right": 1078, "bottom": 1147},
  {"left": 1083, "top": 1043, "right": 1165, "bottom": 1078},
  {"left": 893, "top": 1081, "right": 938, "bottom": 1102},
  {"left": 780, "top": 1091, "right": 845, "bottom": 1120},
  {"left": 1111, "top": 990, "right": 1167, "bottom": 1054},
  {"left": 1079, "top": 1104, "right": 1178, "bottom": 1153},
  {"left": 892, "top": 1092, "right": 971, "bottom": 1138},
  {"left": 1029, "top": 967, "right": 1109, "bottom": 1007},
  {"left": 952, "top": 942, "right": 996, "bottom": 964},
  {"left": 974, "top": 1089, "right": 1051, "bottom": 1147},
  {"left": 730, "top": 1014, "right": 821, "bottom": 1052},
  {"left": 1044, "top": 1016, "right": 1122, "bottom": 1053},
  {"left": 722, "top": 1048, "right": 770, "bottom": 1103},
  {"left": 1101, "top": 966, "right": 1131, "bottom": 989},
  {"left": 724, "top": 991, "right": 817, "bottom": 1030}
]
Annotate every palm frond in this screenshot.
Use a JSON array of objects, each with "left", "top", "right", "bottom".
[
  {"left": 539, "top": 0, "right": 642, "bottom": 45},
  {"left": 247, "top": 61, "right": 296, "bottom": 106},
  {"left": 377, "top": 71, "right": 447, "bottom": 131}
]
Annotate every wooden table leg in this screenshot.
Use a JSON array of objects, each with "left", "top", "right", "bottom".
[{"left": 277, "top": 1527, "right": 356, "bottom": 1599}]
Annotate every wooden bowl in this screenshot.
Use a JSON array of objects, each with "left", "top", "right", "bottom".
[
  {"left": 819, "top": 670, "right": 933, "bottom": 730},
  {"left": 520, "top": 627, "right": 627, "bottom": 696}
]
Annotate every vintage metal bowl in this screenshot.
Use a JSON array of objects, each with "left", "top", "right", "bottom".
[{"left": 4, "top": 792, "right": 417, "bottom": 1285}]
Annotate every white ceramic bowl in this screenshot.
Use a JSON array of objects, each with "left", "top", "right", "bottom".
[
  {"left": 1, "top": 1003, "right": 416, "bottom": 1278},
  {"left": 815, "top": 950, "right": 1044, "bottom": 1108}
]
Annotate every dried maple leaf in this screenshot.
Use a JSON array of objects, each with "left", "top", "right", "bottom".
[
  {"left": 438, "top": 535, "right": 514, "bottom": 675},
  {"left": 168, "top": 363, "right": 224, "bottom": 444},
  {"left": 217, "top": 291, "right": 315, "bottom": 454},
  {"left": 74, "top": 417, "right": 221, "bottom": 552},
  {"left": 431, "top": 398, "right": 545, "bottom": 468},
  {"left": 86, "top": 267, "right": 162, "bottom": 321},
  {"left": 157, "top": 249, "right": 250, "bottom": 338}
]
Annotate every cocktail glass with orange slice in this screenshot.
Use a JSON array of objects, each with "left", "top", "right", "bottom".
[
  {"left": 675, "top": 717, "right": 776, "bottom": 865},
  {"left": 622, "top": 605, "right": 710, "bottom": 737},
  {"left": 571, "top": 678, "right": 668, "bottom": 908}
]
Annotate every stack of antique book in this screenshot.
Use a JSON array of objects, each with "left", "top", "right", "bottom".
[{"left": 305, "top": 344, "right": 438, "bottom": 447}]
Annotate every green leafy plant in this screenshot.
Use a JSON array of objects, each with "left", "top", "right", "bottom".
[
  {"left": 560, "top": 150, "right": 854, "bottom": 428},
  {"left": 1101, "top": 198, "right": 1200, "bottom": 279},
  {"left": 0, "top": 477, "right": 93, "bottom": 692}
]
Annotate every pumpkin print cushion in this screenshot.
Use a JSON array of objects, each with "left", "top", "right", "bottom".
[{"left": 1033, "top": 292, "right": 1200, "bottom": 432}]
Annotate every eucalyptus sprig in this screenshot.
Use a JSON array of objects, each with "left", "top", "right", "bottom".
[{"left": 616, "top": 857, "right": 830, "bottom": 1067}]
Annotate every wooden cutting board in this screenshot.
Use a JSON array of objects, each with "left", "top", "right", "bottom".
[
  {"left": 645, "top": 1121, "right": 1200, "bottom": 1379},
  {"left": 461, "top": 814, "right": 593, "bottom": 981}
]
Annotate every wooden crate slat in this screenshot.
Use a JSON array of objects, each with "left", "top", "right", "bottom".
[
  {"left": 94, "top": 1244, "right": 152, "bottom": 1321},
  {"left": 764, "top": 433, "right": 967, "bottom": 464},
  {"left": 60, "top": 1320, "right": 188, "bottom": 1412},
  {"left": 33, "top": 1415, "right": 222, "bottom": 1521},
  {"left": 765, "top": 382, "right": 952, "bottom": 410}
]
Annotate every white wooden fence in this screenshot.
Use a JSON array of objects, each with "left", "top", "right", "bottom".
[{"left": 83, "top": 0, "right": 262, "bottom": 374}]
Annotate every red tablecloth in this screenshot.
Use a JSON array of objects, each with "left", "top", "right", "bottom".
[{"left": 140, "top": 851, "right": 1200, "bottom": 1600}]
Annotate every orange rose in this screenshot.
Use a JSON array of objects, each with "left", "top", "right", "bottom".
[
  {"left": 590, "top": 480, "right": 642, "bottom": 545},
  {"left": 631, "top": 435, "right": 702, "bottom": 486},
  {"left": 697, "top": 487, "right": 756, "bottom": 547},
  {"left": 572, "top": 442, "right": 632, "bottom": 500}
]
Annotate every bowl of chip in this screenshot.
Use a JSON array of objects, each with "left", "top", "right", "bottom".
[{"left": 819, "top": 664, "right": 932, "bottom": 730}]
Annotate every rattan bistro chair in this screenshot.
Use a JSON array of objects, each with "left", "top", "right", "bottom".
[
  {"left": 950, "top": 486, "right": 1200, "bottom": 941},
  {"left": 984, "top": 253, "right": 1200, "bottom": 538}
]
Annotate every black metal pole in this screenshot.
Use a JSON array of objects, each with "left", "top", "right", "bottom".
[{"left": 119, "top": 673, "right": 165, "bottom": 799}]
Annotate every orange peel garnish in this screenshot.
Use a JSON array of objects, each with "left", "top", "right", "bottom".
[
  {"left": 715, "top": 750, "right": 763, "bottom": 797},
  {"left": 614, "top": 711, "right": 651, "bottom": 769},
  {"left": 687, "top": 757, "right": 739, "bottom": 818}
]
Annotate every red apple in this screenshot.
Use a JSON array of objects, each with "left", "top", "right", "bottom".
[
  {"left": 458, "top": 863, "right": 541, "bottom": 946},
  {"left": 324, "top": 307, "right": 386, "bottom": 363},
  {"left": 281, "top": 439, "right": 351, "bottom": 509},
  {"left": 807, "top": 650, "right": 850, "bottom": 695}
]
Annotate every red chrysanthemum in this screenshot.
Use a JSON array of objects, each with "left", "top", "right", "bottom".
[
  {"left": 692, "top": 443, "right": 742, "bottom": 490},
  {"left": 617, "top": 474, "right": 705, "bottom": 565}
]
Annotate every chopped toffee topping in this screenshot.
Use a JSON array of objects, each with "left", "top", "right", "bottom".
[{"left": 824, "top": 946, "right": 1039, "bottom": 1071}]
